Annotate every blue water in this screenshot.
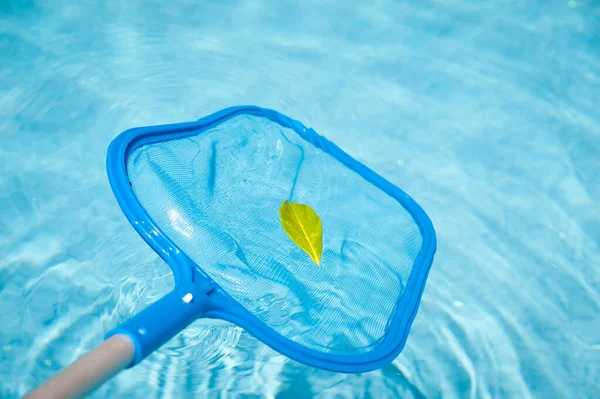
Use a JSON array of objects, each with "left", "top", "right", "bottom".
[{"left": 1, "top": 0, "right": 598, "bottom": 398}]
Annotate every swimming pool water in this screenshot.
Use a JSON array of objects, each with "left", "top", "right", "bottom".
[{"left": 1, "top": 0, "right": 599, "bottom": 398}]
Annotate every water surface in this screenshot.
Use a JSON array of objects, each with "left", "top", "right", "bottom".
[{"left": 1, "top": 0, "right": 599, "bottom": 398}]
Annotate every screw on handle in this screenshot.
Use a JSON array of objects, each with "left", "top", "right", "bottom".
[{"left": 22, "top": 334, "right": 135, "bottom": 399}]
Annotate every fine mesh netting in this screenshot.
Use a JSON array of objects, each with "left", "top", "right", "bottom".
[{"left": 126, "top": 115, "right": 423, "bottom": 355}]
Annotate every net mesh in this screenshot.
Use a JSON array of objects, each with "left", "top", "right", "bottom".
[{"left": 126, "top": 114, "right": 423, "bottom": 355}]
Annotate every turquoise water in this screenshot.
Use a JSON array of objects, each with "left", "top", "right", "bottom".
[{"left": 1, "top": 0, "right": 599, "bottom": 398}]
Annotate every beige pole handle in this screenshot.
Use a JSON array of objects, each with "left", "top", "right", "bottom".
[{"left": 22, "top": 334, "right": 135, "bottom": 399}]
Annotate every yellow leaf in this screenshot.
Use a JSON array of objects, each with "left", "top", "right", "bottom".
[{"left": 279, "top": 200, "right": 323, "bottom": 266}]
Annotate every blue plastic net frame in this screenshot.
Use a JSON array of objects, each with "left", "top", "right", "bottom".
[{"left": 105, "top": 105, "right": 437, "bottom": 373}]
